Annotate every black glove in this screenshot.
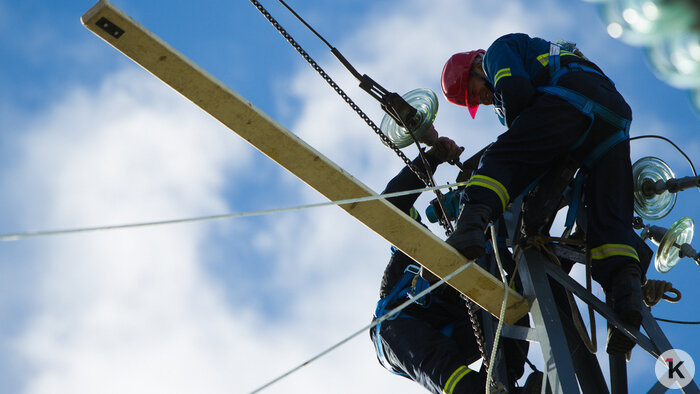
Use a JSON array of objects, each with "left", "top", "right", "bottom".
[{"left": 426, "top": 136, "right": 464, "bottom": 163}]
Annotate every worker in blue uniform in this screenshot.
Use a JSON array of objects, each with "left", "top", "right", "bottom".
[
  {"left": 440, "top": 33, "right": 644, "bottom": 355},
  {"left": 371, "top": 134, "right": 540, "bottom": 394}
]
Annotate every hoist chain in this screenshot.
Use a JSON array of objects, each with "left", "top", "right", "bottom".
[
  {"left": 250, "top": 1, "right": 489, "bottom": 374},
  {"left": 466, "top": 298, "right": 491, "bottom": 375},
  {"left": 248, "top": 0, "right": 435, "bottom": 190}
]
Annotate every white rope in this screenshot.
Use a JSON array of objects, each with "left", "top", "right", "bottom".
[
  {"left": 248, "top": 260, "right": 473, "bottom": 394},
  {"left": 486, "top": 223, "right": 509, "bottom": 394},
  {"left": 0, "top": 182, "right": 466, "bottom": 242}
]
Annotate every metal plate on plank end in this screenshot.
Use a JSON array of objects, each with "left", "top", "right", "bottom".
[{"left": 96, "top": 17, "right": 124, "bottom": 38}]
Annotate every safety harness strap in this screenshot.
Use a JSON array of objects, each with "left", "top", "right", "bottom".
[
  {"left": 373, "top": 264, "right": 427, "bottom": 376},
  {"left": 373, "top": 261, "right": 467, "bottom": 376},
  {"left": 550, "top": 62, "right": 614, "bottom": 87},
  {"left": 538, "top": 86, "right": 631, "bottom": 132},
  {"left": 564, "top": 129, "right": 629, "bottom": 228},
  {"left": 536, "top": 84, "right": 631, "bottom": 229},
  {"left": 548, "top": 43, "right": 561, "bottom": 79},
  {"left": 536, "top": 45, "right": 632, "bottom": 230},
  {"left": 546, "top": 42, "right": 613, "bottom": 87}
]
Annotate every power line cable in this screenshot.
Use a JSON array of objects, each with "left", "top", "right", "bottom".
[
  {"left": 654, "top": 317, "right": 700, "bottom": 325},
  {"left": 630, "top": 134, "right": 697, "bottom": 177},
  {"left": 248, "top": 261, "right": 473, "bottom": 394},
  {"left": 0, "top": 182, "right": 465, "bottom": 242}
]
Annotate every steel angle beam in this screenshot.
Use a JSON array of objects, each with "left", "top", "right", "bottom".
[{"left": 81, "top": 0, "right": 529, "bottom": 324}]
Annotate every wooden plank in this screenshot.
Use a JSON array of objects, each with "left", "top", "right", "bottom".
[{"left": 81, "top": 0, "right": 530, "bottom": 324}]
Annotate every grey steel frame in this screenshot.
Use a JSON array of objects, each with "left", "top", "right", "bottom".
[{"left": 478, "top": 197, "right": 700, "bottom": 394}]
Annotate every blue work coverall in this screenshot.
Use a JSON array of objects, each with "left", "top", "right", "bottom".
[
  {"left": 371, "top": 154, "right": 528, "bottom": 394},
  {"left": 463, "top": 33, "right": 641, "bottom": 290}
]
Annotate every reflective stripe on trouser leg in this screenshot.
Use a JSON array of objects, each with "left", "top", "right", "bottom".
[
  {"left": 466, "top": 175, "right": 510, "bottom": 212},
  {"left": 443, "top": 365, "right": 472, "bottom": 394},
  {"left": 590, "top": 244, "right": 639, "bottom": 262}
]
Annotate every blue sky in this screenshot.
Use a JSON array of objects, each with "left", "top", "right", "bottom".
[{"left": 0, "top": 0, "right": 698, "bottom": 393}]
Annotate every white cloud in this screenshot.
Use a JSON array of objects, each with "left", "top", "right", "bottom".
[
  {"left": 4, "top": 0, "right": 693, "bottom": 393},
  {"left": 5, "top": 67, "right": 260, "bottom": 393},
  {"left": 1, "top": 64, "right": 418, "bottom": 394}
]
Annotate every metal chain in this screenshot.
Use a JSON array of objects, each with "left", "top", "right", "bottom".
[
  {"left": 465, "top": 297, "right": 491, "bottom": 375},
  {"left": 248, "top": 0, "right": 435, "bottom": 190},
  {"left": 250, "top": 0, "right": 491, "bottom": 374}
]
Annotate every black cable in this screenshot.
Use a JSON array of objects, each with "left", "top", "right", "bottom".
[
  {"left": 630, "top": 135, "right": 700, "bottom": 327},
  {"left": 654, "top": 317, "right": 700, "bottom": 325},
  {"left": 630, "top": 135, "right": 697, "bottom": 177},
  {"left": 630, "top": 135, "right": 700, "bottom": 325},
  {"left": 250, "top": 0, "right": 457, "bottom": 236},
  {"left": 277, "top": 0, "right": 333, "bottom": 49}
]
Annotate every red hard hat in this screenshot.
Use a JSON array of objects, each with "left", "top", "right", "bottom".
[{"left": 441, "top": 50, "right": 486, "bottom": 119}]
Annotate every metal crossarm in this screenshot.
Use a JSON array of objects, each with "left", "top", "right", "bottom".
[
  {"left": 80, "top": 0, "right": 529, "bottom": 324},
  {"left": 497, "top": 195, "right": 700, "bottom": 393}
]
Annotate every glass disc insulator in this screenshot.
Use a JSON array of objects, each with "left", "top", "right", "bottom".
[
  {"left": 632, "top": 156, "right": 676, "bottom": 220},
  {"left": 656, "top": 216, "right": 694, "bottom": 273},
  {"left": 379, "top": 88, "right": 438, "bottom": 149}
]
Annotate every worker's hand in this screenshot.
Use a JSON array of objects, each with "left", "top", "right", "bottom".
[
  {"left": 642, "top": 279, "right": 673, "bottom": 307},
  {"left": 427, "top": 136, "right": 464, "bottom": 163},
  {"left": 419, "top": 124, "right": 439, "bottom": 146}
]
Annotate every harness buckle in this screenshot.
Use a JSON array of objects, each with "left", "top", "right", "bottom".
[
  {"left": 549, "top": 43, "right": 562, "bottom": 77},
  {"left": 549, "top": 43, "right": 561, "bottom": 57},
  {"left": 405, "top": 265, "right": 432, "bottom": 307},
  {"left": 404, "top": 264, "right": 421, "bottom": 276}
]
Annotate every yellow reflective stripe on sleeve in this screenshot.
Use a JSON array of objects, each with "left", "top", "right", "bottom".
[
  {"left": 493, "top": 68, "right": 512, "bottom": 86},
  {"left": 536, "top": 50, "right": 579, "bottom": 66},
  {"left": 466, "top": 175, "right": 510, "bottom": 212},
  {"left": 443, "top": 365, "right": 471, "bottom": 394},
  {"left": 590, "top": 244, "right": 640, "bottom": 262},
  {"left": 409, "top": 207, "right": 419, "bottom": 220}
]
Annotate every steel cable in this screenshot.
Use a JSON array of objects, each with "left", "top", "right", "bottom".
[
  {"left": 0, "top": 182, "right": 465, "bottom": 242},
  {"left": 248, "top": 261, "right": 474, "bottom": 393},
  {"left": 248, "top": 1, "right": 494, "bottom": 377}
]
